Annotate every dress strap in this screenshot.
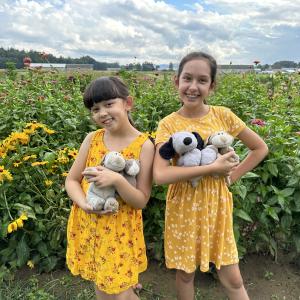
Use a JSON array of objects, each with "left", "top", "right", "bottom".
[{"left": 124, "top": 133, "right": 149, "bottom": 159}]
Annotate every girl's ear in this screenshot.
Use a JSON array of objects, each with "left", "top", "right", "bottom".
[
  {"left": 159, "top": 137, "right": 175, "bottom": 160},
  {"left": 125, "top": 96, "right": 134, "bottom": 111},
  {"left": 209, "top": 81, "right": 216, "bottom": 92},
  {"left": 192, "top": 132, "right": 204, "bottom": 150}
]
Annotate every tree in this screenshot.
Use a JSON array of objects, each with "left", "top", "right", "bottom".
[{"left": 168, "top": 62, "right": 173, "bottom": 71}]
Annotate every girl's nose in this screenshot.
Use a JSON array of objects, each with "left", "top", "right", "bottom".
[{"left": 189, "top": 80, "right": 198, "bottom": 90}]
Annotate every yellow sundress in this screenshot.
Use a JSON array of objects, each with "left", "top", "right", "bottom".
[
  {"left": 66, "top": 129, "right": 148, "bottom": 294},
  {"left": 155, "top": 106, "right": 246, "bottom": 273}
]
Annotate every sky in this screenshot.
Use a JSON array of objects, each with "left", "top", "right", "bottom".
[{"left": 0, "top": 0, "right": 300, "bottom": 65}]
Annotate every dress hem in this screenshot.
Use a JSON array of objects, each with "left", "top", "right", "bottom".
[
  {"left": 67, "top": 264, "right": 147, "bottom": 295},
  {"left": 165, "top": 259, "right": 240, "bottom": 273}
]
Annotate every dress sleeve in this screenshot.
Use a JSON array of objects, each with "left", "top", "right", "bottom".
[
  {"left": 155, "top": 119, "right": 172, "bottom": 145},
  {"left": 221, "top": 107, "right": 247, "bottom": 137}
]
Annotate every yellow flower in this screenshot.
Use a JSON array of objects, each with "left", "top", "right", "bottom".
[
  {"left": 43, "top": 128, "right": 55, "bottom": 134},
  {"left": 57, "top": 156, "right": 69, "bottom": 164},
  {"left": 150, "top": 131, "right": 156, "bottom": 139},
  {"left": 16, "top": 218, "right": 24, "bottom": 228},
  {"left": 7, "top": 221, "right": 18, "bottom": 233},
  {"left": 44, "top": 179, "right": 53, "bottom": 186},
  {"left": 31, "top": 161, "right": 48, "bottom": 166},
  {"left": 27, "top": 260, "right": 34, "bottom": 269},
  {"left": 13, "top": 161, "right": 22, "bottom": 167},
  {"left": 7, "top": 213, "right": 28, "bottom": 234},
  {"left": 20, "top": 213, "right": 28, "bottom": 220},
  {"left": 0, "top": 166, "right": 13, "bottom": 181},
  {"left": 67, "top": 149, "right": 78, "bottom": 159},
  {"left": 61, "top": 172, "right": 68, "bottom": 177},
  {"left": 23, "top": 154, "right": 37, "bottom": 161}
]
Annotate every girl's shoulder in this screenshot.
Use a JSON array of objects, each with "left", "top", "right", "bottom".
[
  {"left": 158, "top": 112, "right": 178, "bottom": 123},
  {"left": 210, "top": 105, "right": 231, "bottom": 115}
]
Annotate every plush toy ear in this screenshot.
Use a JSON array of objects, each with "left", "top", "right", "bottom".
[
  {"left": 192, "top": 132, "right": 204, "bottom": 150},
  {"left": 159, "top": 137, "right": 176, "bottom": 160}
]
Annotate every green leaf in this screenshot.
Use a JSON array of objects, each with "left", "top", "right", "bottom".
[
  {"left": 281, "top": 188, "right": 295, "bottom": 197},
  {"left": 280, "top": 215, "right": 292, "bottom": 229},
  {"left": 234, "top": 209, "right": 253, "bottom": 222},
  {"left": 267, "top": 163, "right": 278, "bottom": 177},
  {"left": 16, "top": 237, "right": 30, "bottom": 267},
  {"left": 13, "top": 203, "right": 36, "bottom": 219},
  {"left": 37, "top": 242, "right": 49, "bottom": 257},
  {"left": 266, "top": 207, "right": 279, "bottom": 221},
  {"left": 236, "top": 185, "right": 247, "bottom": 200},
  {"left": 43, "top": 152, "right": 56, "bottom": 163},
  {"left": 242, "top": 172, "right": 260, "bottom": 179}
]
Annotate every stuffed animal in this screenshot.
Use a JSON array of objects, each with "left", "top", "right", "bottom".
[
  {"left": 206, "top": 131, "right": 239, "bottom": 162},
  {"left": 85, "top": 151, "right": 140, "bottom": 212},
  {"left": 206, "top": 131, "right": 239, "bottom": 185},
  {"left": 159, "top": 131, "right": 204, "bottom": 187}
]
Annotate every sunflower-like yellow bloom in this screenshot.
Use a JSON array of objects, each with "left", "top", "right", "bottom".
[
  {"left": 44, "top": 179, "right": 53, "bottom": 186},
  {"left": 31, "top": 161, "right": 48, "bottom": 166},
  {"left": 0, "top": 165, "right": 13, "bottom": 182},
  {"left": 7, "top": 213, "right": 28, "bottom": 234},
  {"left": 27, "top": 260, "right": 34, "bottom": 269}
]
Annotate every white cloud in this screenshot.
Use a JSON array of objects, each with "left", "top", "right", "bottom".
[{"left": 0, "top": 0, "right": 299, "bottom": 64}]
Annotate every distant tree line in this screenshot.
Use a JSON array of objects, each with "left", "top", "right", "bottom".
[
  {"left": 0, "top": 47, "right": 299, "bottom": 70},
  {"left": 0, "top": 47, "right": 157, "bottom": 71}
]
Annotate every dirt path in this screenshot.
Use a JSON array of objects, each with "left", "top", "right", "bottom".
[
  {"left": 11, "top": 253, "right": 300, "bottom": 300},
  {"left": 140, "top": 254, "right": 300, "bottom": 299}
]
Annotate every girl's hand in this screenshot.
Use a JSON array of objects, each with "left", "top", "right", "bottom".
[
  {"left": 82, "top": 166, "right": 122, "bottom": 187},
  {"left": 77, "top": 200, "right": 116, "bottom": 215},
  {"left": 211, "top": 151, "right": 239, "bottom": 176}
]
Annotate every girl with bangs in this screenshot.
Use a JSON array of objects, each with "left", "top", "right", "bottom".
[{"left": 65, "top": 77, "right": 154, "bottom": 299}]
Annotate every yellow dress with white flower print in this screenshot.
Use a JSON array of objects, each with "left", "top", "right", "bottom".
[
  {"left": 155, "top": 106, "right": 246, "bottom": 273},
  {"left": 66, "top": 129, "right": 148, "bottom": 294}
]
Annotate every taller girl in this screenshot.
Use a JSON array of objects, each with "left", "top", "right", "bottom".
[{"left": 154, "top": 52, "right": 268, "bottom": 300}]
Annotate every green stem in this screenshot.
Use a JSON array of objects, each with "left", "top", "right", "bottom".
[{"left": 3, "top": 190, "right": 13, "bottom": 220}]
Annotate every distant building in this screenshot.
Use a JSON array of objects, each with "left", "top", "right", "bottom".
[
  {"left": 106, "top": 67, "right": 121, "bottom": 71},
  {"left": 218, "top": 65, "right": 253, "bottom": 74},
  {"left": 29, "top": 63, "right": 93, "bottom": 71},
  {"left": 66, "top": 64, "right": 93, "bottom": 71},
  {"left": 30, "top": 63, "right": 66, "bottom": 69}
]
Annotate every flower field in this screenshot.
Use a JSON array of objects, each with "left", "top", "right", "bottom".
[{"left": 0, "top": 68, "right": 299, "bottom": 280}]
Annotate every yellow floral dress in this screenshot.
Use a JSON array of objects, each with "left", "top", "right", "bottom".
[
  {"left": 66, "top": 129, "right": 148, "bottom": 294},
  {"left": 155, "top": 106, "right": 246, "bottom": 273}
]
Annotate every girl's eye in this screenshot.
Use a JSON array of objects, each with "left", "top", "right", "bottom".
[{"left": 105, "top": 102, "right": 113, "bottom": 107}]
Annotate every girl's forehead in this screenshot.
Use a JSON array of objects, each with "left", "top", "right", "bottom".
[
  {"left": 182, "top": 59, "right": 211, "bottom": 73},
  {"left": 91, "top": 98, "right": 122, "bottom": 107}
]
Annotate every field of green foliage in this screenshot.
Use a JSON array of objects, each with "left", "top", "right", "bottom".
[{"left": 0, "top": 67, "right": 299, "bottom": 280}]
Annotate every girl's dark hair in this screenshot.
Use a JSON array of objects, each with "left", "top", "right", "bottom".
[
  {"left": 177, "top": 51, "right": 217, "bottom": 85},
  {"left": 83, "top": 76, "right": 135, "bottom": 126},
  {"left": 83, "top": 76, "right": 129, "bottom": 109}
]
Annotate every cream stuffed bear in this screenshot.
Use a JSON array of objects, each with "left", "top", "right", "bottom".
[
  {"left": 205, "top": 131, "right": 239, "bottom": 185},
  {"left": 159, "top": 131, "right": 204, "bottom": 187},
  {"left": 85, "top": 151, "right": 140, "bottom": 212}
]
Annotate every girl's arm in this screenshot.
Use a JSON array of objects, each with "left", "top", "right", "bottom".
[
  {"left": 153, "top": 143, "right": 239, "bottom": 185},
  {"left": 65, "top": 132, "right": 94, "bottom": 212},
  {"left": 229, "top": 127, "right": 269, "bottom": 184},
  {"left": 84, "top": 139, "right": 155, "bottom": 209}
]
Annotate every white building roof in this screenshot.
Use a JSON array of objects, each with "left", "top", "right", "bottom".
[{"left": 30, "top": 63, "right": 66, "bottom": 68}]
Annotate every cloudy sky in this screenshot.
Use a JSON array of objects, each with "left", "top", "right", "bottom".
[{"left": 0, "top": 0, "right": 300, "bottom": 65}]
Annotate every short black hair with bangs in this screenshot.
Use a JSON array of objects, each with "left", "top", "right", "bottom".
[{"left": 83, "top": 76, "right": 129, "bottom": 109}]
